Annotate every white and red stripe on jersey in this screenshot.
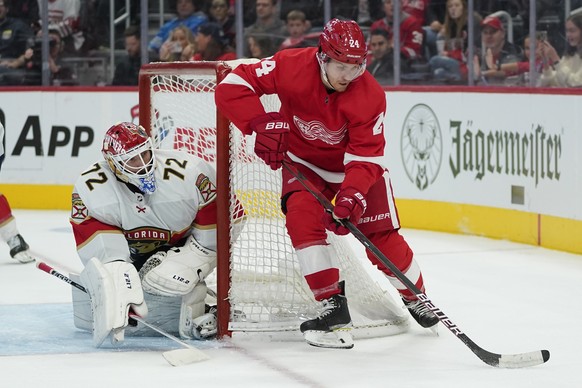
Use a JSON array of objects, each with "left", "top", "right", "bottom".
[
  {"left": 46, "top": 0, "right": 80, "bottom": 24},
  {"left": 70, "top": 149, "right": 218, "bottom": 267},
  {"left": 215, "top": 47, "right": 387, "bottom": 195}
]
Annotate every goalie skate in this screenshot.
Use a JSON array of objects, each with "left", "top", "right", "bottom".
[
  {"left": 191, "top": 305, "right": 217, "bottom": 339},
  {"left": 300, "top": 281, "right": 354, "bottom": 349}
]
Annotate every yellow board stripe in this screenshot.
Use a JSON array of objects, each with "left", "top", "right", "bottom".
[
  {"left": 0, "top": 184, "right": 73, "bottom": 210},
  {"left": 397, "top": 199, "right": 582, "bottom": 255},
  {"left": 1, "top": 184, "right": 581, "bottom": 255}
]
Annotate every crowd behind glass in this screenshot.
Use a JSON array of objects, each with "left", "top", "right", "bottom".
[{"left": 1, "top": 0, "right": 581, "bottom": 88}]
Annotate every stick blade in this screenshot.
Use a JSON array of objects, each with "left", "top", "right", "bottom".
[
  {"left": 162, "top": 348, "right": 210, "bottom": 366},
  {"left": 497, "top": 350, "right": 550, "bottom": 368}
]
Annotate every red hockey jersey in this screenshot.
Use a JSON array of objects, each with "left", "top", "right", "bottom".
[{"left": 215, "top": 47, "right": 387, "bottom": 194}]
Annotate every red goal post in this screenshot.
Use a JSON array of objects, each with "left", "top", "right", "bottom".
[{"left": 139, "top": 60, "right": 409, "bottom": 340}]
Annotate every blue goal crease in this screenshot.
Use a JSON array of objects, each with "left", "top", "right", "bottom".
[{"left": 0, "top": 303, "right": 206, "bottom": 356}]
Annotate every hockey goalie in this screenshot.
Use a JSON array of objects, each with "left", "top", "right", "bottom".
[{"left": 69, "top": 122, "right": 240, "bottom": 346}]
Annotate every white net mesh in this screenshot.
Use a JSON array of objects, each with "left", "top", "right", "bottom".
[{"left": 142, "top": 61, "right": 408, "bottom": 339}]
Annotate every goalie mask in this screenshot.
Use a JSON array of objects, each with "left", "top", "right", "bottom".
[
  {"left": 102, "top": 122, "right": 157, "bottom": 194},
  {"left": 317, "top": 18, "right": 367, "bottom": 89}
]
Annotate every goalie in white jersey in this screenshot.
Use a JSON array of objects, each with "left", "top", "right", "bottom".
[{"left": 70, "top": 122, "right": 226, "bottom": 347}]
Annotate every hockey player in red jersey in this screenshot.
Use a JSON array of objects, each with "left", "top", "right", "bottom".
[
  {"left": 215, "top": 18, "right": 438, "bottom": 349},
  {"left": 0, "top": 122, "right": 35, "bottom": 264},
  {"left": 70, "top": 122, "right": 226, "bottom": 346}
]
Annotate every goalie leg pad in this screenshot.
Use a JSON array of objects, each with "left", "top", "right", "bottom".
[
  {"left": 80, "top": 258, "right": 148, "bottom": 347},
  {"left": 139, "top": 235, "right": 217, "bottom": 297},
  {"left": 71, "top": 273, "right": 92, "bottom": 332}
]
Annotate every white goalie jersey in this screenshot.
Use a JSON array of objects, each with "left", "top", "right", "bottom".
[{"left": 70, "top": 148, "right": 219, "bottom": 268}]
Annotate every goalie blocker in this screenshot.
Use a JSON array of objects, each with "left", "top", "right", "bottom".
[{"left": 76, "top": 236, "right": 218, "bottom": 345}]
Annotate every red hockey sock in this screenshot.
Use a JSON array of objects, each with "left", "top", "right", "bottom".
[
  {"left": 0, "top": 194, "right": 14, "bottom": 224},
  {"left": 304, "top": 268, "right": 340, "bottom": 301}
]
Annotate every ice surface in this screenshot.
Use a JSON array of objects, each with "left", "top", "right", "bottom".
[{"left": 0, "top": 210, "right": 578, "bottom": 387}]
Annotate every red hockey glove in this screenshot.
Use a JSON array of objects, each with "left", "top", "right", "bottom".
[
  {"left": 324, "top": 188, "right": 367, "bottom": 236},
  {"left": 250, "top": 113, "right": 290, "bottom": 170}
]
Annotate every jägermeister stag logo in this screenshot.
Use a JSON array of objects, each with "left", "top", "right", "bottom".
[{"left": 401, "top": 104, "right": 443, "bottom": 190}]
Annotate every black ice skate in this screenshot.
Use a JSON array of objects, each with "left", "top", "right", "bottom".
[
  {"left": 403, "top": 297, "right": 439, "bottom": 329},
  {"left": 7, "top": 234, "right": 34, "bottom": 263},
  {"left": 300, "top": 281, "right": 354, "bottom": 349}
]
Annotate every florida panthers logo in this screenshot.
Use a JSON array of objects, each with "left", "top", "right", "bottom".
[{"left": 293, "top": 116, "right": 347, "bottom": 145}]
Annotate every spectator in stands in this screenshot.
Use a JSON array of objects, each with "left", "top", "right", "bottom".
[
  {"left": 191, "top": 22, "right": 236, "bottom": 61},
  {"left": 480, "top": 35, "right": 544, "bottom": 86},
  {"left": 367, "top": 28, "right": 394, "bottom": 84},
  {"left": 247, "top": 34, "right": 277, "bottom": 58},
  {"left": 43, "top": 0, "right": 85, "bottom": 54},
  {"left": 370, "top": 0, "right": 424, "bottom": 69},
  {"left": 208, "top": 0, "right": 235, "bottom": 47},
  {"left": 477, "top": 15, "right": 523, "bottom": 85},
  {"left": 0, "top": 0, "right": 34, "bottom": 60},
  {"left": 0, "top": 26, "right": 77, "bottom": 85},
  {"left": 540, "top": 12, "right": 582, "bottom": 87},
  {"left": 21, "top": 29, "right": 75, "bottom": 85},
  {"left": 45, "top": 29, "right": 75, "bottom": 85},
  {"left": 423, "top": 0, "right": 447, "bottom": 57},
  {"left": 112, "top": 26, "right": 141, "bottom": 86},
  {"left": 159, "top": 25, "right": 197, "bottom": 62},
  {"left": 0, "top": 51, "right": 33, "bottom": 86},
  {"left": 148, "top": 0, "right": 207, "bottom": 57},
  {"left": 428, "top": 0, "right": 482, "bottom": 82},
  {"left": 244, "top": 0, "right": 287, "bottom": 56},
  {"left": 279, "top": 10, "right": 310, "bottom": 50}
]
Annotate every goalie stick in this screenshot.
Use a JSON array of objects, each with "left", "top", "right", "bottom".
[
  {"left": 36, "top": 261, "right": 209, "bottom": 366},
  {"left": 281, "top": 160, "right": 550, "bottom": 368}
]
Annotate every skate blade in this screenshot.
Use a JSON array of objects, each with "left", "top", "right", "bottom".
[
  {"left": 303, "top": 328, "right": 354, "bottom": 349},
  {"left": 428, "top": 323, "right": 439, "bottom": 336}
]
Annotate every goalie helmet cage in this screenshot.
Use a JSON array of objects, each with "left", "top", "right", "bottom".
[{"left": 138, "top": 60, "right": 408, "bottom": 340}]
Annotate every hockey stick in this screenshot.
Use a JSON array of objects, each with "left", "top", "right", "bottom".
[
  {"left": 36, "top": 261, "right": 209, "bottom": 366},
  {"left": 281, "top": 160, "right": 550, "bottom": 368}
]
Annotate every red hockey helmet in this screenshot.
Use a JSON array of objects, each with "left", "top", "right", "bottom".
[
  {"left": 319, "top": 18, "right": 367, "bottom": 65},
  {"left": 102, "top": 122, "right": 157, "bottom": 193}
]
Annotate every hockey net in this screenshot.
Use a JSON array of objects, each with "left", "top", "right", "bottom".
[{"left": 139, "top": 61, "right": 408, "bottom": 340}]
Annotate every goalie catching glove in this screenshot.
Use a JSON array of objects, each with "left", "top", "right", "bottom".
[
  {"left": 80, "top": 258, "right": 148, "bottom": 347},
  {"left": 324, "top": 187, "right": 367, "bottom": 236},
  {"left": 250, "top": 112, "right": 289, "bottom": 170}
]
